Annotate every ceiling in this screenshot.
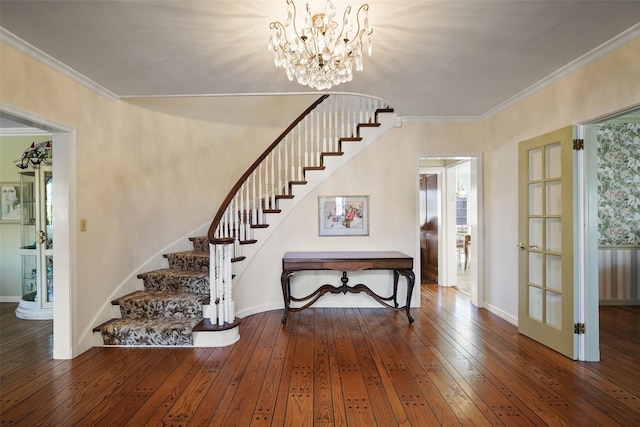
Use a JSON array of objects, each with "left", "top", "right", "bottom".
[{"left": 1, "top": 1, "right": 640, "bottom": 119}]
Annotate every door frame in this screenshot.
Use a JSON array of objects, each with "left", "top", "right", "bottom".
[
  {"left": 417, "top": 154, "right": 484, "bottom": 308},
  {"left": 1, "top": 103, "right": 76, "bottom": 359},
  {"left": 580, "top": 104, "right": 640, "bottom": 361}
]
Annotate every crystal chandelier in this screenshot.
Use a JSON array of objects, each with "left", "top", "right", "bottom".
[{"left": 268, "top": 0, "right": 373, "bottom": 90}]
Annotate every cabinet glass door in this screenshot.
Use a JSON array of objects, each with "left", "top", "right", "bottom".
[{"left": 15, "top": 166, "right": 53, "bottom": 319}]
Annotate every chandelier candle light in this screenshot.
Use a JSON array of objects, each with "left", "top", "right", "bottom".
[{"left": 268, "top": 0, "right": 373, "bottom": 90}]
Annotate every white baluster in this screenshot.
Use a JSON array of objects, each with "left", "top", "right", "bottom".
[
  {"left": 304, "top": 116, "right": 309, "bottom": 168},
  {"left": 316, "top": 107, "right": 320, "bottom": 165},
  {"left": 322, "top": 102, "right": 327, "bottom": 154},
  {"left": 251, "top": 172, "right": 257, "bottom": 229},
  {"left": 239, "top": 185, "right": 246, "bottom": 242},
  {"left": 258, "top": 163, "right": 264, "bottom": 225},
  {"left": 284, "top": 134, "right": 289, "bottom": 192},
  {"left": 297, "top": 125, "right": 303, "bottom": 180},
  {"left": 270, "top": 152, "right": 276, "bottom": 210},
  {"left": 277, "top": 144, "right": 282, "bottom": 197},
  {"left": 224, "top": 243, "right": 233, "bottom": 324}
]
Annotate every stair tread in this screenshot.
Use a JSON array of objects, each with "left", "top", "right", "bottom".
[
  {"left": 99, "top": 317, "right": 202, "bottom": 346},
  {"left": 138, "top": 268, "right": 208, "bottom": 279},
  {"left": 115, "top": 290, "right": 208, "bottom": 305},
  {"left": 164, "top": 250, "right": 208, "bottom": 257},
  {"left": 93, "top": 317, "right": 202, "bottom": 332}
]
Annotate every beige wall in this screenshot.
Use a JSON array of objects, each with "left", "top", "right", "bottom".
[
  {"left": 1, "top": 36, "right": 639, "bottom": 357},
  {"left": 0, "top": 42, "right": 313, "bottom": 353}
]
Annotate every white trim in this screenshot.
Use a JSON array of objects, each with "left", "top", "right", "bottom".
[
  {"left": 402, "top": 116, "right": 483, "bottom": 123},
  {"left": 0, "top": 127, "right": 51, "bottom": 136},
  {"left": 486, "top": 303, "right": 518, "bottom": 326},
  {"left": 0, "top": 296, "right": 21, "bottom": 303},
  {"left": 400, "top": 24, "right": 640, "bottom": 123},
  {"left": 0, "top": 27, "right": 118, "bottom": 101},
  {"left": 417, "top": 153, "right": 484, "bottom": 309},
  {"left": 0, "top": 102, "right": 76, "bottom": 360},
  {"left": 482, "top": 24, "right": 640, "bottom": 121}
]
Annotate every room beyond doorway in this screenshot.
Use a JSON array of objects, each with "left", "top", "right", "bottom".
[{"left": 418, "top": 155, "right": 482, "bottom": 307}]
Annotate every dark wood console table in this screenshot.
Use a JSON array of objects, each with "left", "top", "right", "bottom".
[{"left": 280, "top": 251, "right": 415, "bottom": 324}]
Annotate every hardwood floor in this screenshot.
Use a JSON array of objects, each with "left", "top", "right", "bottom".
[{"left": 1, "top": 285, "right": 639, "bottom": 426}]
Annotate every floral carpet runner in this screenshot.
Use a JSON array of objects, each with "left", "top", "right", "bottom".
[{"left": 99, "top": 236, "right": 211, "bottom": 345}]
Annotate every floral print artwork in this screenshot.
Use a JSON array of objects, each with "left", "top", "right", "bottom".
[{"left": 597, "top": 122, "right": 640, "bottom": 246}]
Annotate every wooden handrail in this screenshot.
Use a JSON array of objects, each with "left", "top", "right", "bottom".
[{"left": 208, "top": 95, "right": 330, "bottom": 242}]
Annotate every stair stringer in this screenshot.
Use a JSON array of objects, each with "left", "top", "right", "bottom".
[{"left": 228, "top": 111, "right": 400, "bottom": 317}]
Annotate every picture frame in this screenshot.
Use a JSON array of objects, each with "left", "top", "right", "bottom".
[
  {"left": 318, "top": 195, "right": 369, "bottom": 236},
  {"left": 1, "top": 182, "right": 21, "bottom": 223}
]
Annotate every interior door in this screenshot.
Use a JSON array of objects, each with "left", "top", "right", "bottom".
[
  {"left": 518, "top": 126, "right": 576, "bottom": 359},
  {"left": 420, "top": 174, "right": 439, "bottom": 283}
]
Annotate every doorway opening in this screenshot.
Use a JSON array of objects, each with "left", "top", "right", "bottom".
[
  {"left": 1, "top": 107, "right": 74, "bottom": 359},
  {"left": 418, "top": 155, "right": 483, "bottom": 307},
  {"left": 583, "top": 106, "right": 640, "bottom": 361}
]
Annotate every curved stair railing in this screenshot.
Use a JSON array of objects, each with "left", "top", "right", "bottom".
[{"left": 207, "top": 94, "right": 392, "bottom": 327}]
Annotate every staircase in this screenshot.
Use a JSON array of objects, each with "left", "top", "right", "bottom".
[
  {"left": 93, "top": 94, "right": 395, "bottom": 347},
  {"left": 94, "top": 236, "right": 239, "bottom": 346}
]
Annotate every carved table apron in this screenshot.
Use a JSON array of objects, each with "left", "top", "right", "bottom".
[{"left": 280, "top": 251, "right": 415, "bottom": 324}]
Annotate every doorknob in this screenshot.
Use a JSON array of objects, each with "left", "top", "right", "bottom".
[{"left": 517, "top": 243, "right": 539, "bottom": 250}]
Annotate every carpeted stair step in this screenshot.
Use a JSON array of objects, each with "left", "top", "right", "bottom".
[
  {"left": 189, "top": 236, "right": 209, "bottom": 252},
  {"left": 164, "top": 251, "right": 209, "bottom": 272},
  {"left": 113, "top": 290, "right": 207, "bottom": 319},
  {"left": 137, "top": 268, "right": 209, "bottom": 294},
  {"left": 98, "top": 317, "right": 201, "bottom": 346}
]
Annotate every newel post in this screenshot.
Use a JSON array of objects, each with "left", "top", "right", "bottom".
[{"left": 210, "top": 238, "right": 235, "bottom": 326}]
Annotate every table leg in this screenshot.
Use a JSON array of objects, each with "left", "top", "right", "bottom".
[
  {"left": 392, "top": 270, "right": 400, "bottom": 308},
  {"left": 398, "top": 269, "right": 415, "bottom": 323},
  {"left": 280, "top": 270, "right": 296, "bottom": 324}
]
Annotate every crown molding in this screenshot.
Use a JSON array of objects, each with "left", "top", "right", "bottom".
[
  {"left": 401, "top": 23, "right": 640, "bottom": 123},
  {"left": 0, "top": 27, "right": 119, "bottom": 101},
  {"left": 481, "top": 23, "right": 640, "bottom": 121}
]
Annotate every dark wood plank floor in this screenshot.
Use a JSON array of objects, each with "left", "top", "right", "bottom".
[{"left": 1, "top": 285, "right": 639, "bottom": 426}]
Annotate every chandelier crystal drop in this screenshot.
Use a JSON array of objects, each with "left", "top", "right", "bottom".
[{"left": 268, "top": 0, "right": 372, "bottom": 90}]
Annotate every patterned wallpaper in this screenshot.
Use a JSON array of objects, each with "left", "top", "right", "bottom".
[{"left": 597, "top": 123, "right": 640, "bottom": 247}]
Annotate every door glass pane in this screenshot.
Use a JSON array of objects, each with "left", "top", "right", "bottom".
[
  {"left": 529, "top": 183, "right": 543, "bottom": 215},
  {"left": 546, "top": 218, "right": 562, "bottom": 252},
  {"left": 529, "top": 147, "right": 542, "bottom": 181},
  {"left": 529, "top": 252, "right": 543, "bottom": 286},
  {"left": 45, "top": 173, "right": 53, "bottom": 249},
  {"left": 529, "top": 286, "right": 543, "bottom": 321},
  {"left": 45, "top": 256, "right": 53, "bottom": 303},
  {"left": 546, "top": 181, "right": 562, "bottom": 215},
  {"left": 529, "top": 218, "right": 543, "bottom": 249},
  {"left": 546, "top": 255, "right": 562, "bottom": 292},
  {"left": 546, "top": 291, "right": 562, "bottom": 329},
  {"left": 545, "top": 143, "right": 561, "bottom": 179},
  {"left": 21, "top": 255, "right": 37, "bottom": 298}
]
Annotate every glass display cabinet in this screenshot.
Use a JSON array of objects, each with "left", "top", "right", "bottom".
[{"left": 15, "top": 166, "right": 53, "bottom": 320}]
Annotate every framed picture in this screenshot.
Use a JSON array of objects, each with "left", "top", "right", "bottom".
[
  {"left": 318, "top": 195, "right": 369, "bottom": 236},
  {"left": 1, "top": 183, "right": 21, "bottom": 222}
]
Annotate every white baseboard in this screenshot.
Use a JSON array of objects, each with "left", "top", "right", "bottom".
[
  {"left": 0, "top": 296, "right": 21, "bottom": 303},
  {"left": 485, "top": 303, "right": 518, "bottom": 326}
]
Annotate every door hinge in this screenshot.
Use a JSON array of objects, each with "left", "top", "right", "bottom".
[
  {"left": 574, "top": 323, "right": 586, "bottom": 334},
  {"left": 573, "top": 139, "right": 584, "bottom": 150}
]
